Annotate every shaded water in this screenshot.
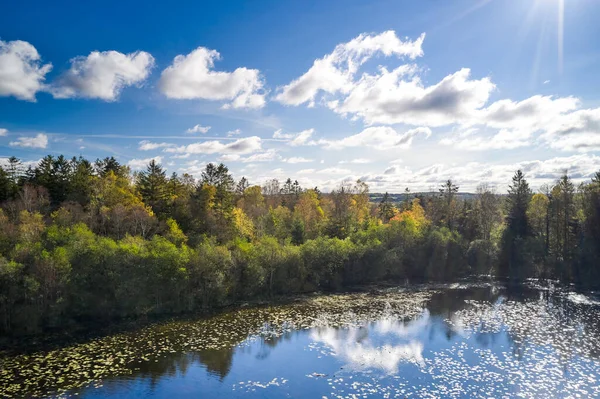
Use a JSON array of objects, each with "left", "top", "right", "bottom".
[{"left": 2, "top": 283, "right": 600, "bottom": 398}]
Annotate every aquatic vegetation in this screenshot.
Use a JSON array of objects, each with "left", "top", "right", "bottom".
[
  {"left": 0, "top": 289, "right": 431, "bottom": 398},
  {"left": 2, "top": 284, "right": 600, "bottom": 398}
]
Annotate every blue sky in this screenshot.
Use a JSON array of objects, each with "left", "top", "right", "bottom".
[{"left": 1, "top": 0, "right": 600, "bottom": 191}]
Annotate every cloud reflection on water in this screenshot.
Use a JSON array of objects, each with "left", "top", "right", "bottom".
[{"left": 309, "top": 310, "right": 433, "bottom": 373}]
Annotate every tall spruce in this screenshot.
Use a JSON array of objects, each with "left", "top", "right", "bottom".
[
  {"left": 499, "top": 170, "right": 532, "bottom": 280},
  {"left": 137, "top": 160, "right": 168, "bottom": 215}
]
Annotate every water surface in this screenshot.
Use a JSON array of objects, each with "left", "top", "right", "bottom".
[{"left": 2, "top": 283, "right": 600, "bottom": 398}]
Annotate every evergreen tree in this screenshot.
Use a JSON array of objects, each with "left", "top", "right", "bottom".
[
  {"left": 0, "top": 165, "right": 9, "bottom": 202},
  {"left": 378, "top": 192, "right": 395, "bottom": 223},
  {"left": 499, "top": 170, "right": 532, "bottom": 280},
  {"left": 291, "top": 218, "right": 306, "bottom": 245},
  {"left": 235, "top": 177, "right": 250, "bottom": 195},
  {"left": 439, "top": 179, "right": 459, "bottom": 229},
  {"left": 6, "top": 156, "right": 22, "bottom": 199},
  {"left": 69, "top": 157, "right": 95, "bottom": 205},
  {"left": 137, "top": 160, "right": 168, "bottom": 215},
  {"left": 95, "top": 157, "right": 126, "bottom": 177},
  {"left": 580, "top": 172, "right": 600, "bottom": 285}
]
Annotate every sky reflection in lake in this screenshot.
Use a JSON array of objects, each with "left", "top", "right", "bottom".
[{"left": 27, "top": 285, "right": 600, "bottom": 398}]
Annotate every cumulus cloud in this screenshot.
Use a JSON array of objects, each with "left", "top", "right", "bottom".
[
  {"left": 9, "top": 133, "right": 48, "bottom": 149},
  {"left": 273, "top": 128, "right": 315, "bottom": 146},
  {"left": 332, "top": 68, "right": 495, "bottom": 126},
  {"left": 240, "top": 149, "right": 279, "bottom": 163},
  {"left": 273, "top": 30, "right": 598, "bottom": 152},
  {"left": 178, "top": 160, "right": 207, "bottom": 177},
  {"left": 283, "top": 157, "right": 314, "bottom": 163},
  {"left": 476, "top": 95, "right": 579, "bottom": 130},
  {"left": 540, "top": 108, "right": 600, "bottom": 152},
  {"left": 439, "top": 99, "right": 600, "bottom": 152},
  {"left": 165, "top": 136, "right": 262, "bottom": 155},
  {"left": 127, "top": 156, "right": 163, "bottom": 170},
  {"left": 218, "top": 154, "right": 241, "bottom": 162},
  {"left": 275, "top": 31, "right": 425, "bottom": 106},
  {"left": 159, "top": 47, "right": 265, "bottom": 109},
  {"left": 186, "top": 124, "right": 211, "bottom": 134},
  {"left": 357, "top": 154, "right": 600, "bottom": 192},
  {"left": 440, "top": 128, "right": 531, "bottom": 150},
  {"left": 273, "top": 129, "right": 294, "bottom": 139},
  {"left": 51, "top": 50, "right": 154, "bottom": 101},
  {"left": 138, "top": 140, "right": 174, "bottom": 151},
  {"left": 227, "top": 129, "right": 242, "bottom": 136},
  {"left": 0, "top": 40, "right": 52, "bottom": 101},
  {"left": 318, "top": 167, "right": 351, "bottom": 175},
  {"left": 318, "top": 126, "right": 431, "bottom": 150},
  {"left": 0, "top": 128, "right": 7, "bottom": 136},
  {"left": 339, "top": 158, "right": 372, "bottom": 164},
  {"left": 384, "top": 165, "right": 403, "bottom": 175}
]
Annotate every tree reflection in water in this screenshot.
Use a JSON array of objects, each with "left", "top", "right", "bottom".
[{"left": 8, "top": 283, "right": 600, "bottom": 398}]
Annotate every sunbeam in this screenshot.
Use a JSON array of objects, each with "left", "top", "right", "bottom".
[{"left": 558, "top": 0, "right": 565, "bottom": 74}]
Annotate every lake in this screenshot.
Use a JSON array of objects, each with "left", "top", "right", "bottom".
[{"left": 2, "top": 282, "right": 600, "bottom": 398}]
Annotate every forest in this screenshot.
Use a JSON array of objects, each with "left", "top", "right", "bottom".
[{"left": 0, "top": 154, "right": 599, "bottom": 337}]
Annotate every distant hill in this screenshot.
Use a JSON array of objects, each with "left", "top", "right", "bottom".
[{"left": 369, "top": 192, "right": 479, "bottom": 203}]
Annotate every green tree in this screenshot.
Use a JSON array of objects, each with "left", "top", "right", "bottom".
[
  {"left": 499, "top": 170, "right": 532, "bottom": 280},
  {"left": 378, "top": 192, "right": 396, "bottom": 223},
  {"left": 137, "top": 160, "right": 169, "bottom": 216}
]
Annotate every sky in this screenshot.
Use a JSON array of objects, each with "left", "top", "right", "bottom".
[{"left": 1, "top": 0, "right": 600, "bottom": 192}]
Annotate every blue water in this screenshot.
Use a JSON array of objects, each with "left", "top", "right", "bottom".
[{"left": 60, "top": 285, "right": 600, "bottom": 399}]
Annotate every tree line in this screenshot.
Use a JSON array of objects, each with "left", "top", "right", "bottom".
[{"left": 0, "top": 154, "right": 599, "bottom": 336}]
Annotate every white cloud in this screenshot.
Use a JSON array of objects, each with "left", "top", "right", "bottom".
[
  {"left": 318, "top": 126, "right": 431, "bottom": 150},
  {"left": 275, "top": 31, "right": 425, "bottom": 106},
  {"left": 339, "top": 158, "right": 371, "bottom": 164},
  {"left": 0, "top": 128, "right": 7, "bottom": 136},
  {"left": 541, "top": 107, "right": 600, "bottom": 152},
  {"left": 138, "top": 140, "right": 175, "bottom": 151},
  {"left": 0, "top": 40, "right": 52, "bottom": 101},
  {"left": 127, "top": 156, "right": 163, "bottom": 170},
  {"left": 186, "top": 124, "right": 211, "bottom": 134},
  {"left": 476, "top": 95, "right": 579, "bottom": 130},
  {"left": 159, "top": 47, "right": 265, "bottom": 109},
  {"left": 165, "top": 136, "right": 262, "bottom": 155},
  {"left": 384, "top": 165, "right": 403, "bottom": 175},
  {"left": 178, "top": 159, "right": 207, "bottom": 177},
  {"left": 227, "top": 128, "right": 242, "bottom": 136},
  {"left": 273, "top": 128, "right": 315, "bottom": 146},
  {"left": 332, "top": 68, "right": 495, "bottom": 126},
  {"left": 284, "top": 157, "right": 314, "bottom": 164},
  {"left": 357, "top": 154, "right": 600, "bottom": 192},
  {"left": 318, "top": 167, "right": 351, "bottom": 175},
  {"left": 51, "top": 50, "right": 154, "bottom": 101},
  {"left": 240, "top": 149, "right": 279, "bottom": 163},
  {"left": 0, "top": 157, "right": 41, "bottom": 169},
  {"left": 290, "top": 129, "right": 315, "bottom": 146},
  {"left": 9, "top": 133, "right": 48, "bottom": 149},
  {"left": 440, "top": 128, "right": 531, "bottom": 150},
  {"left": 273, "top": 129, "right": 294, "bottom": 139},
  {"left": 170, "top": 153, "right": 191, "bottom": 159},
  {"left": 218, "top": 154, "right": 241, "bottom": 162}
]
